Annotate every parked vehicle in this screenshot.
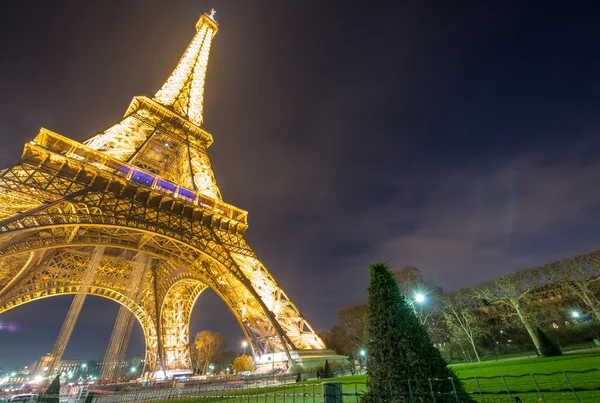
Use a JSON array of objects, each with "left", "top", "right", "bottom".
[{"left": 9, "top": 394, "right": 38, "bottom": 403}]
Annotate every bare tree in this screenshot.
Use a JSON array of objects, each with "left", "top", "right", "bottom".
[
  {"left": 189, "top": 342, "right": 202, "bottom": 374},
  {"left": 443, "top": 290, "right": 486, "bottom": 362},
  {"left": 394, "top": 266, "right": 444, "bottom": 327},
  {"left": 394, "top": 266, "right": 425, "bottom": 296},
  {"left": 193, "top": 330, "right": 226, "bottom": 375},
  {"left": 474, "top": 269, "right": 544, "bottom": 352},
  {"left": 337, "top": 305, "right": 367, "bottom": 350},
  {"left": 543, "top": 253, "right": 600, "bottom": 321}
]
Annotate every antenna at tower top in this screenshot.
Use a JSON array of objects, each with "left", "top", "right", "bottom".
[{"left": 209, "top": 9, "right": 216, "bottom": 20}]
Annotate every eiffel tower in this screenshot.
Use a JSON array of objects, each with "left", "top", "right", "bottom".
[{"left": 0, "top": 10, "right": 336, "bottom": 377}]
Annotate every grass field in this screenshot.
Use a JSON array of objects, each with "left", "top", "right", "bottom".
[
  {"left": 313, "top": 350, "right": 600, "bottom": 402},
  {"left": 138, "top": 351, "right": 600, "bottom": 403}
]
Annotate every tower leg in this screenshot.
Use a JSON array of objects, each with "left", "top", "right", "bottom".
[
  {"left": 46, "top": 246, "right": 105, "bottom": 376},
  {"left": 101, "top": 253, "right": 148, "bottom": 380},
  {"left": 160, "top": 279, "right": 206, "bottom": 375}
]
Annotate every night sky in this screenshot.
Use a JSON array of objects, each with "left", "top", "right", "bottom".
[{"left": 2, "top": 0, "right": 600, "bottom": 369}]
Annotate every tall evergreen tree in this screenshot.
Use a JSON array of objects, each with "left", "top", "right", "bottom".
[
  {"left": 39, "top": 375, "right": 60, "bottom": 403},
  {"left": 536, "top": 327, "right": 563, "bottom": 357},
  {"left": 323, "top": 359, "right": 333, "bottom": 379},
  {"left": 365, "top": 262, "right": 473, "bottom": 402}
]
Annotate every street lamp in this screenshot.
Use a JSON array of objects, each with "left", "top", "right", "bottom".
[
  {"left": 572, "top": 311, "right": 580, "bottom": 319},
  {"left": 415, "top": 293, "right": 426, "bottom": 304},
  {"left": 131, "top": 366, "right": 137, "bottom": 373},
  {"left": 242, "top": 340, "right": 248, "bottom": 355},
  {"left": 358, "top": 350, "right": 366, "bottom": 374}
]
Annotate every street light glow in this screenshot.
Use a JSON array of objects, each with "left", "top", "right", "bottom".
[
  {"left": 242, "top": 341, "right": 248, "bottom": 347},
  {"left": 131, "top": 366, "right": 137, "bottom": 373},
  {"left": 572, "top": 311, "right": 580, "bottom": 318},
  {"left": 359, "top": 349, "right": 366, "bottom": 357},
  {"left": 81, "top": 363, "right": 87, "bottom": 368},
  {"left": 415, "top": 293, "right": 426, "bottom": 303}
]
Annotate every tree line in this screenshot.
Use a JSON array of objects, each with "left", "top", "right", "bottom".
[
  {"left": 189, "top": 330, "right": 254, "bottom": 375},
  {"left": 321, "top": 251, "right": 600, "bottom": 362}
]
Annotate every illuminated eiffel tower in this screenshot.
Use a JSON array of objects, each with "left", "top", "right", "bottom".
[{"left": 0, "top": 10, "right": 335, "bottom": 377}]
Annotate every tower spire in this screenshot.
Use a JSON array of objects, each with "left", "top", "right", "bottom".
[
  {"left": 83, "top": 11, "right": 223, "bottom": 200},
  {"left": 154, "top": 12, "right": 218, "bottom": 126}
]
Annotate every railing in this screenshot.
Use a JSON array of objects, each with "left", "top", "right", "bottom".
[{"left": 77, "top": 369, "right": 600, "bottom": 403}]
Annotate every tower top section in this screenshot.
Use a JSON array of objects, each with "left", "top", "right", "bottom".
[{"left": 154, "top": 11, "right": 219, "bottom": 127}]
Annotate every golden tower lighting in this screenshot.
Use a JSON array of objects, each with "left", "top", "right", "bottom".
[{"left": 0, "top": 10, "right": 336, "bottom": 376}]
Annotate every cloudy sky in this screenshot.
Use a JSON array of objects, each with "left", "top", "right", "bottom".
[{"left": 2, "top": 0, "right": 600, "bottom": 368}]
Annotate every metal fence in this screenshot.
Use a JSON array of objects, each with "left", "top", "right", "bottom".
[{"left": 75, "top": 369, "right": 600, "bottom": 403}]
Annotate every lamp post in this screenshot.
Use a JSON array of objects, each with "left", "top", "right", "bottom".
[
  {"left": 242, "top": 340, "right": 248, "bottom": 355},
  {"left": 411, "top": 293, "right": 426, "bottom": 321},
  {"left": 359, "top": 349, "right": 366, "bottom": 374}
]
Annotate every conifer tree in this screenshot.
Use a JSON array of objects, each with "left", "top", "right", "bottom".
[
  {"left": 39, "top": 375, "right": 60, "bottom": 403},
  {"left": 323, "top": 359, "right": 333, "bottom": 378},
  {"left": 537, "top": 327, "right": 563, "bottom": 357},
  {"left": 365, "top": 262, "right": 473, "bottom": 402}
]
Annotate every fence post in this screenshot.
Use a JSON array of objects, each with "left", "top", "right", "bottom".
[
  {"left": 474, "top": 377, "right": 484, "bottom": 402},
  {"left": 500, "top": 375, "right": 512, "bottom": 400},
  {"left": 322, "top": 382, "right": 343, "bottom": 403},
  {"left": 427, "top": 379, "right": 436, "bottom": 403},
  {"left": 562, "top": 371, "right": 580, "bottom": 403},
  {"left": 449, "top": 377, "right": 460, "bottom": 403},
  {"left": 530, "top": 374, "right": 546, "bottom": 403}
]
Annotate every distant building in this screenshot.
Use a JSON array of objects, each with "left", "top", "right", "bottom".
[{"left": 30, "top": 354, "right": 144, "bottom": 381}]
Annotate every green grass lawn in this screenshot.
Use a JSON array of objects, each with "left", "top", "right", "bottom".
[
  {"left": 148, "top": 351, "right": 600, "bottom": 403},
  {"left": 315, "top": 351, "right": 600, "bottom": 402}
]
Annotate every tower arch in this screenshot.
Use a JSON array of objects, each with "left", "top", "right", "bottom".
[{"left": 0, "top": 9, "right": 337, "bottom": 376}]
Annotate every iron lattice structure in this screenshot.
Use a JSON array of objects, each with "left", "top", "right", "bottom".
[{"left": 0, "top": 12, "right": 326, "bottom": 375}]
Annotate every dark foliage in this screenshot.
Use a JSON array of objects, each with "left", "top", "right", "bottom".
[
  {"left": 39, "top": 375, "right": 60, "bottom": 403},
  {"left": 365, "top": 262, "right": 474, "bottom": 402},
  {"left": 537, "top": 327, "right": 563, "bottom": 357},
  {"left": 323, "top": 359, "right": 333, "bottom": 378}
]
